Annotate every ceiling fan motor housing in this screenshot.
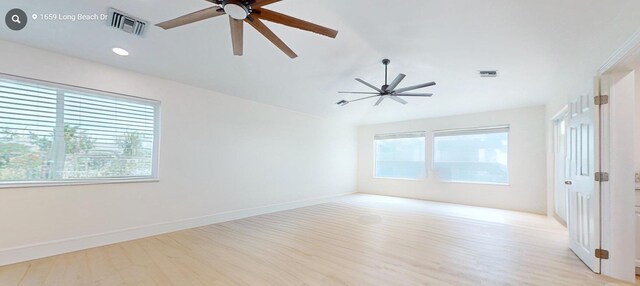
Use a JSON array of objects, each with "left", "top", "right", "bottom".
[{"left": 223, "top": 0, "right": 250, "bottom": 20}]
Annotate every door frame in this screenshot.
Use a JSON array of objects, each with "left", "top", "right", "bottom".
[
  {"left": 597, "top": 71, "right": 636, "bottom": 281},
  {"left": 551, "top": 108, "right": 569, "bottom": 226},
  {"left": 595, "top": 28, "right": 640, "bottom": 282}
]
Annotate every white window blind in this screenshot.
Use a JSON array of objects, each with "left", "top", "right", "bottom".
[
  {"left": 0, "top": 75, "right": 160, "bottom": 186},
  {"left": 433, "top": 126, "right": 509, "bottom": 184},
  {"left": 374, "top": 132, "right": 426, "bottom": 179}
]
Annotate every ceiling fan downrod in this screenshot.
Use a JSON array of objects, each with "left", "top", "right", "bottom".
[{"left": 382, "top": 58, "right": 390, "bottom": 90}]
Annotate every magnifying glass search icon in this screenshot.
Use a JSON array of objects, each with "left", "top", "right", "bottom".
[{"left": 5, "top": 8, "right": 27, "bottom": 31}]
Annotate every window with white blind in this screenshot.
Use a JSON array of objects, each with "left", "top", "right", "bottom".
[
  {"left": 0, "top": 75, "right": 160, "bottom": 186},
  {"left": 433, "top": 126, "right": 509, "bottom": 184},
  {"left": 374, "top": 132, "right": 426, "bottom": 180}
]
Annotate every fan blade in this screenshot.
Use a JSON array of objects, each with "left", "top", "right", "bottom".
[
  {"left": 229, "top": 17, "right": 243, "bottom": 56},
  {"left": 355, "top": 78, "right": 383, "bottom": 93},
  {"left": 253, "top": 0, "right": 282, "bottom": 7},
  {"left": 395, "top": 93, "right": 433, "bottom": 97},
  {"left": 374, "top": 96, "right": 385, "bottom": 106},
  {"left": 394, "top": 82, "right": 436, "bottom": 94},
  {"left": 246, "top": 18, "right": 297, "bottom": 58},
  {"left": 254, "top": 9, "right": 338, "bottom": 38},
  {"left": 338, "top": 91, "right": 380, "bottom": 94},
  {"left": 386, "top": 73, "right": 406, "bottom": 92},
  {"left": 156, "top": 7, "right": 225, "bottom": 29},
  {"left": 350, "top": 95, "right": 380, "bottom": 102},
  {"left": 389, "top": 96, "right": 408, "bottom": 104}
]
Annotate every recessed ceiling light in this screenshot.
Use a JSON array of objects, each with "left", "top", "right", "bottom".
[{"left": 112, "top": 47, "right": 129, "bottom": 56}]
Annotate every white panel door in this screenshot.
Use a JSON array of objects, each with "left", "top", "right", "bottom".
[{"left": 567, "top": 93, "right": 600, "bottom": 272}]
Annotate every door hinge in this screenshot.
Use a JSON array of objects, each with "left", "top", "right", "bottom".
[
  {"left": 595, "top": 172, "right": 609, "bottom": 182},
  {"left": 595, "top": 249, "right": 609, "bottom": 259},
  {"left": 594, "top": 95, "right": 609, "bottom": 105}
]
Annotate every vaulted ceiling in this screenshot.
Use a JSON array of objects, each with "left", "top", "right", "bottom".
[{"left": 1, "top": 0, "right": 639, "bottom": 124}]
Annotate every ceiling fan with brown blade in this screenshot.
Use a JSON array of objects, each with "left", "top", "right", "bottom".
[
  {"left": 156, "top": 0, "right": 338, "bottom": 58},
  {"left": 337, "top": 59, "right": 436, "bottom": 106}
]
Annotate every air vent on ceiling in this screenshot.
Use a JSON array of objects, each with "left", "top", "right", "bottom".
[
  {"left": 479, "top": 70, "right": 498, "bottom": 78},
  {"left": 107, "top": 8, "right": 147, "bottom": 36}
]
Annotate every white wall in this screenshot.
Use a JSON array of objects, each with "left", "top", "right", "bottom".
[
  {"left": 356, "top": 106, "right": 547, "bottom": 214},
  {"left": 0, "top": 40, "right": 357, "bottom": 265}
]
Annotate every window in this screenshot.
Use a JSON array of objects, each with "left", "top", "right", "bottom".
[
  {"left": 433, "top": 126, "right": 509, "bottom": 184},
  {"left": 0, "top": 75, "right": 160, "bottom": 186},
  {"left": 374, "top": 132, "right": 426, "bottom": 179}
]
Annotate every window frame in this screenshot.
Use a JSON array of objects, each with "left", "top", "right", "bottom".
[
  {"left": 0, "top": 73, "right": 161, "bottom": 189},
  {"left": 373, "top": 131, "right": 427, "bottom": 181},
  {"left": 432, "top": 125, "right": 510, "bottom": 185}
]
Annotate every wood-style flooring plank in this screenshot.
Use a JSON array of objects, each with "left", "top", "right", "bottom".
[{"left": 0, "top": 194, "right": 635, "bottom": 286}]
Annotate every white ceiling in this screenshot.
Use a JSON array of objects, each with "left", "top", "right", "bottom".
[{"left": 1, "top": 0, "right": 639, "bottom": 125}]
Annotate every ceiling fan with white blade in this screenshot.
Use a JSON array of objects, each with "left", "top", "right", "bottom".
[
  {"left": 337, "top": 59, "right": 436, "bottom": 106},
  {"left": 156, "top": 0, "right": 338, "bottom": 59}
]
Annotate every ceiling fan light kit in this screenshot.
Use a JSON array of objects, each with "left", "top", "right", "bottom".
[
  {"left": 156, "top": 0, "right": 339, "bottom": 59},
  {"left": 223, "top": 1, "right": 250, "bottom": 20},
  {"left": 337, "top": 59, "right": 436, "bottom": 106}
]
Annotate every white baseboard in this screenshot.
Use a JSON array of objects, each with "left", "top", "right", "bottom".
[{"left": 0, "top": 193, "right": 351, "bottom": 267}]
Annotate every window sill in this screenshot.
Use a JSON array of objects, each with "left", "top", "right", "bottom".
[
  {"left": 371, "top": 177, "right": 508, "bottom": 186},
  {"left": 373, "top": 176, "right": 426, "bottom": 182},
  {"left": 437, "top": 180, "right": 510, "bottom": 186},
  {"left": 0, "top": 178, "right": 159, "bottom": 189}
]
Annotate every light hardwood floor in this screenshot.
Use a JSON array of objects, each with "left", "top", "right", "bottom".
[{"left": 0, "top": 194, "right": 635, "bottom": 286}]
